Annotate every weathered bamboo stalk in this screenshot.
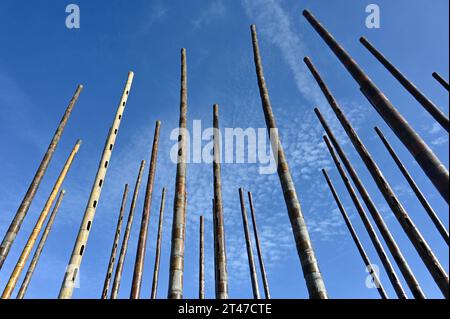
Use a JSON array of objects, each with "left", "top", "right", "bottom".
[
  {"left": 322, "top": 134, "right": 410, "bottom": 298},
  {"left": 0, "top": 85, "right": 83, "bottom": 270},
  {"left": 199, "top": 215, "right": 205, "bottom": 300},
  {"left": 360, "top": 37, "right": 449, "bottom": 132},
  {"left": 432, "top": 72, "right": 450, "bottom": 91},
  {"left": 101, "top": 184, "right": 129, "bottom": 299},
  {"left": 16, "top": 190, "right": 66, "bottom": 299},
  {"left": 375, "top": 127, "right": 449, "bottom": 245},
  {"left": 250, "top": 24, "right": 327, "bottom": 299},
  {"left": 305, "top": 55, "right": 448, "bottom": 298},
  {"left": 151, "top": 188, "right": 166, "bottom": 299},
  {"left": 2, "top": 140, "right": 82, "bottom": 299},
  {"left": 239, "top": 188, "right": 260, "bottom": 299},
  {"left": 213, "top": 104, "right": 229, "bottom": 299},
  {"left": 110, "top": 160, "right": 145, "bottom": 299},
  {"left": 59, "top": 72, "right": 134, "bottom": 299},
  {"left": 131, "top": 121, "right": 161, "bottom": 299},
  {"left": 168, "top": 49, "right": 188, "bottom": 299},
  {"left": 322, "top": 169, "right": 388, "bottom": 299},
  {"left": 247, "top": 192, "right": 271, "bottom": 299},
  {"left": 303, "top": 10, "right": 449, "bottom": 204}
]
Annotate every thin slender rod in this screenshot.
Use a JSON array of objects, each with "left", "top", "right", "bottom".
[
  {"left": 16, "top": 190, "right": 66, "bottom": 299},
  {"left": 151, "top": 188, "right": 166, "bottom": 299},
  {"left": 432, "top": 72, "right": 450, "bottom": 91},
  {"left": 59, "top": 72, "right": 134, "bottom": 299},
  {"left": 375, "top": 127, "right": 449, "bottom": 245},
  {"left": 322, "top": 135, "right": 409, "bottom": 299},
  {"left": 239, "top": 188, "right": 260, "bottom": 299},
  {"left": 199, "top": 215, "right": 205, "bottom": 300},
  {"left": 131, "top": 121, "right": 161, "bottom": 299},
  {"left": 101, "top": 184, "right": 129, "bottom": 299},
  {"left": 322, "top": 169, "right": 388, "bottom": 299},
  {"left": 250, "top": 24, "right": 327, "bottom": 299},
  {"left": 110, "top": 160, "right": 146, "bottom": 299},
  {"left": 247, "top": 192, "right": 271, "bottom": 299},
  {"left": 3, "top": 140, "right": 82, "bottom": 299},
  {"left": 303, "top": 10, "right": 449, "bottom": 204},
  {"left": 213, "top": 104, "right": 228, "bottom": 299},
  {"left": 168, "top": 48, "right": 188, "bottom": 299},
  {"left": 0, "top": 85, "right": 83, "bottom": 270},
  {"left": 360, "top": 37, "right": 448, "bottom": 132}
]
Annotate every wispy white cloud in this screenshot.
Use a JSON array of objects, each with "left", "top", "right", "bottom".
[{"left": 192, "top": 0, "right": 227, "bottom": 30}]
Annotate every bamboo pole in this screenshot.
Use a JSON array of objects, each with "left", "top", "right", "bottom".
[
  {"left": 199, "top": 215, "right": 205, "bottom": 300},
  {"left": 151, "top": 188, "right": 166, "bottom": 299},
  {"left": 432, "top": 72, "right": 450, "bottom": 91},
  {"left": 250, "top": 24, "right": 327, "bottom": 299},
  {"left": 168, "top": 49, "right": 188, "bottom": 299},
  {"left": 247, "top": 192, "right": 271, "bottom": 299},
  {"left": 375, "top": 127, "right": 449, "bottom": 245},
  {"left": 303, "top": 10, "right": 449, "bottom": 204},
  {"left": 131, "top": 121, "right": 162, "bottom": 299},
  {"left": 238, "top": 188, "right": 260, "bottom": 299},
  {"left": 0, "top": 85, "right": 83, "bottom": 270},
  {"left": 101, "top": 184, "right": 129, "bottom": 299},
  {"left": 360, "top": 37, "right": 449, "bottom": 132},
  {"left": 110, "top": 160, "right": 146, "bottom": 299},
  {"left": 59, "top": 72, "right": 134, "bottom": 299},
  {"left": 2, "top": 140, "right": 82, "bottom": 299},
  {"left": 16, "top": 190, "right": 66, "bottom": 299},
  {"left": 322, "top": 134, "right": 409, "bottom": 298},
  {"left": 322, "top": 169, "right": 388, "bottom": 299}
]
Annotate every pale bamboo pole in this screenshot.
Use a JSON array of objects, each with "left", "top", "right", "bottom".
[
  {"left": 2, "top": 140, "right": 82, "bottom": 299},
  {"left": 199, "top": 215, "right": 205, "bottom": 300},
  {"left": 151, "top": 188, "right": 166, "bottom": 299}
]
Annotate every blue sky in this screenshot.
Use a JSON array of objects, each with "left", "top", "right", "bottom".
[{"left": 0, "top": 0, "right": 448, "bottom": 299}]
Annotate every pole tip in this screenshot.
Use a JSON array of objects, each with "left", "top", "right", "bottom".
[
  {"left": 302, "top": 9, "right": 311, "bottom": 17},
  {"left": 156, "top": 120, "right": 162, "bottom": 127},
  {"left": 128, "top": 71, "right": 134, "bottom": 77},
  {"left": 78, "top": 84, "right": 84, "bottom": 90},
  {"left": 359, "top": 36, "right": 367, "bottom": 44},
  {"left": 61, "top": 189, "right": 67, "bottom": 195},
  {"left": 313, "top": 106, "right": 320, "bottom": 114},
  {"left": 75, "top": 139, "right": 83, "bottom": 146},
  {"left": 303, "top": 56, "right": 310, "bottom": 64}
]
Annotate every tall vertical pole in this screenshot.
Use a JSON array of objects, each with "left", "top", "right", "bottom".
[
  {"left": 16, "top": 190, "right": 66, "bottom": 299},
  {"left": 151, "top": 188, "right": 166, "bottom": 299},
  {"left": 359, "top": 37, "right": 449, "bottom": 132},
  {"left": 2, "top": 140, "right": 82, "bottom": 299},
  {"left": 168, "top": 49, "right": 188, "bottom": 299},
  {"left": 199, "top": 215, "right": 205, "bottom": 300},
  {"left": 110, "top": 160, "right": 146, "bottom": 299},
  {"left": 322, "top": 134, "right": 410, "bottom": 298},
  {"left": 238, "top": 188, "right": 260, "bottom": 299},
  {"left": 250, "top": 24, "right": 327, "bottom": 299},
  {"left": 375, "top": 127, "right": 449, "bottom": 245},
  {"left": 305, "top": 55, "right": 448, "bottom": 297},
  {"left": 59, "top": 72, "right": 134, "bottom": 299},
  {"left": 131, "top": 121, "right": 162, "bottom": 299},
  {"left": 432, "top": 72, "right": 450, "bottom": 91},
  {"left": 101, "top": 184, "right": 129, "bottom": 299},
  {"left": 0, "top": 85, "right": 83, "bottom": 270},
  {"left": 303, "top": 10, "right": 449, "bottom": 204},
  {"left": 322, "top": 169, "right": 388, "bottom": 299},
  {"left": 213, "top": 104, "right": 229, "bottom": 299},
  {"left": 247, "top": 192, "right": 271, "bottom": 299}
]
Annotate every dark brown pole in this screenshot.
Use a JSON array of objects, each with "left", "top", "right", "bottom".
[
  {"left": 303, "top": 10, "right": 449, "bottom": 204},
  {"left": 250, "top": 24, "right": 327, "bottom": 299},
  {"left": 305, "top": 55, "right": 447, "bottom": 297},
  {"left": 239, "top": 188, "right": 260, "bottom": 299},
  {"left": 131, "top": 121, "right": 161, "bottom": 299},
  {"left": 0, "top": 85, "right": 83, "bottom": 269},
  {"left": 199, "top": 215, "right": 205, "bottom": 300},
  {"left": 151, "top": 188, "right": 166, "bottom": 299},
  {"left": 247, "top": 192, "right": 271, "bottom": 299},
  {"left": 360, "top": 37, "right": 449, "bottom": 132},
  {"left": 375, "top": 127, "right": 449, "bottom": 245},
  {"left": 110, "top": 160, "right": 146, "bottom": 299},
  {"left": 16, "top": 190, "right": 66, "bottom": 299},
  {"left": 322, "top": 135, "right": 410, "bottom": 299},
  {"left": 168, "top": 48, "right": 188, "bottom": 299},
  {"left": 213, "top": 104, "right": 229, "bottom": 299},
  {"left": 322, "top": 169, "right": 388, "bottom": 299},
  {"left": 432, "top": 72, "right": 450, "bottom": 91},
  {"left": 101, "top": 184, "right": 129, "bottom": 299}
]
